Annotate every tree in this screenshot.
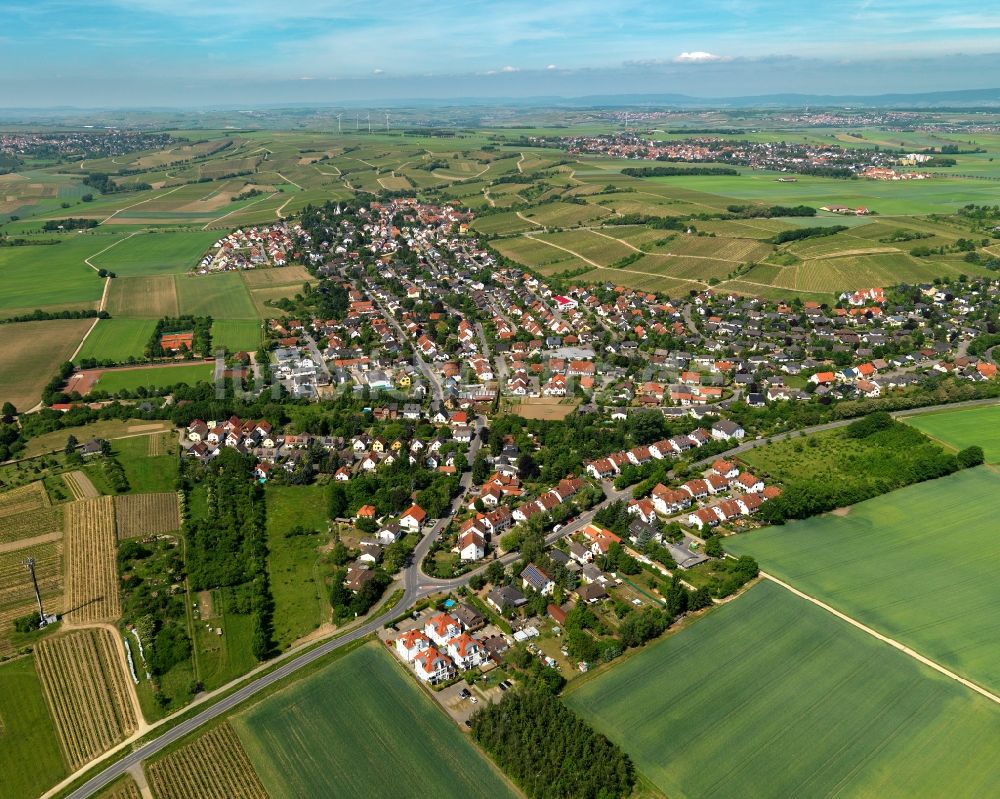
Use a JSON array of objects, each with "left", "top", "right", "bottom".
[
  {"left": 327, "top": 482, "right": 348, "bottom": 519},
  {"left": 1, "top": 402, "right": 15, "bottom": 417},
  {"left": 471, "top": 450, "right": 490, "bottom": 485},
  {"left": 517, "top": 453, "right": 539, "bottom": 480},
  {"left": 957, "top": 445, "right": 985, "bottom": 469},
  {"left": 64, "top": 434, "right": 78, "bottom": 455},
  {"left": 485, "top": 560, "right": 506, "bottom": 585},
  {"left": 703, "top": 535, "right": 723, "bottom": 558}
]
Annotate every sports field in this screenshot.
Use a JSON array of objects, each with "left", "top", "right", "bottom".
[
  {"left": 231, "top": 642, "right": 517, "bottom": 799},
  {"left": 566, "top": 580, "right": 1000, "bottom": 799},
  {"left": 903, "top": 403, "right": 1000, "bottom": 463},
  {"left": 93, "top": 363, "right": 213, "bottom": 393},
  {"left": 727, "top": 467, "right": 1000, "bottom": 695},
  {"left": 76, "top": 319, "right": 156, "bottom": 362}
]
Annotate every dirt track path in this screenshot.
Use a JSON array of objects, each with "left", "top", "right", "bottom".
[
  {"left": 762, "top": 571, "right": 1000, "bottom": 706},
  {"left": 0, "top": 529, "right": 62, "bottom": 554}
]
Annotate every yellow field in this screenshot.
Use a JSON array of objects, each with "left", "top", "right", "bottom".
[
  {"left": 0, "top": 319, "right": 95, "bottom": 412},
  {"left": 0, "top": 482, "right": 62, "bottom": 546},
  {"left": 35, "top": 628, "right": 138, "bottom": 769},
  {"left": 106, "top": 275, "right": 179, "bottom": 317},
  {"left": 64, "top": 471, "right": 99, "bottom": 500},
  {"left": 64, "top": 497, "right": 120, "bottom": 624},
  {"left": 240, "top": 265, "right": 313, "bottom": 287},
  {"left": 146, "top": 723, "right": 269, "bottom": 799},
  {"left": 114, "top": 493, "right": 181, "bottom": 538}
]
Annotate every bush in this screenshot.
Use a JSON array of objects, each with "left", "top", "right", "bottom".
[{"left": 957, "top": 446, "right": 985, "bottom": 469}]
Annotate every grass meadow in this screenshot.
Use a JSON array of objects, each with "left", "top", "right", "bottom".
[
  {"left": 567, "top": 579, "right": 1000, "bottom": 799},
  {"left": 212, "top": 319, "right": 262, "bottom": 353},
  {"left": 265, "top": 485, "right": 335, "bottom": 650},
  {"left": 0, "top": 656, "right": 67, "bottom": 799},
  {"left": 0, "top": 236, "right": 111, "bottom": 314},
  {"left": 232, "top": 642, "right": 517, "bottom": 799},
  {"left": 76, "top": 319, "right": 156, "bottom": 363},
  {"left": 89, "top": 230, "right": 219, "bottom": 276},
  {"left": 903, "top": 404, "right": 1000, "bottom": 463},
  {"left": 111, "top": 434, "right": 178, "bottom": 493},
  {"left": 727, "top": 467, "right": 1000, "bottom": 695}
]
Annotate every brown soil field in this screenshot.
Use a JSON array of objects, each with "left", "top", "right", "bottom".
[
  {"left": 114, "top": 493, "right": 181, "bottom": 539},
  {"left": 240, "top": 265, "right": 312, "bottom": 288},
  {"left": 64, "top": 470, "right": 99, "bottom": 500},
  {"left": 0, "top": 538, "right": 63, "bottom": 655},
  {"left": 0, "top": 319, "right": 95, "bottom": 411},
  {"left": 146, "top": 722, "right": 269, "bottom": 799},
  {"left": 106, "top": 275, "right": 179, "bottom": 317},
  {"left": 35, "top": 627, "right": 139, "bottom": 769},
  {"left": 509, "top": 397, "right": 579, "bottom": 420},
  {"left": 64, "top": 496, "right": 120, "bottom": 624}
]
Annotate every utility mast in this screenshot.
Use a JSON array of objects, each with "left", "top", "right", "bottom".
[
  {"left": 25, "top": 557, "right": 56, "bottom": 627},
  {"left": 385, "top": 112, "right": 390, "bottom": 133}
]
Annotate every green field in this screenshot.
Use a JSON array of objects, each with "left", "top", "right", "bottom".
[
  {"left": 0, "top": 235, "right": 114, "bottom": 313},
  {"left": 89, "top": 230, "right": 220, "bottom": 276},
  {"left": 175, "top": 272, "right": 258, "bottom": 318},
  {"left": 0, "top": 656, "right": 67, "bottom": 799},
  {"left": 567, "top": 580, "right": 1000, "bottom": 799},
  {"left": 232, "top": 642, "right": 517, "bottom": 799},
  {"left": 94, "top": 363, "right": 213, "bottom": 393},
  {"left": 112, "top": 434, "right": 178, "bottom": 492},
  {"left": 76, "top": 319, "right": 156, "bottom": 362},
  {"left": 727, "top": 467, "right": 1000, "bottom": 695},
  {"left": 904, "top": 403, "right": 1000, "bottom": 463},
  {"left": 212, "top": 319, "right": 262, "bottom": 353},
  {"left": 265, "top": 485, "right": 334, "bottom": 649}
]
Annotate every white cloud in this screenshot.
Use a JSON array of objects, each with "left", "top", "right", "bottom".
[
  {"left": 673, "top": 51, "right": 724, "bottom": 63},
  {"left": 501, "top": 65, "right": 519, "bottom": 72},
  {"left": 547, "top": 63, "right": 557, "bottom": 69},
  {"left": 372, "top": 68, "right": 384, "bottom": 74}
]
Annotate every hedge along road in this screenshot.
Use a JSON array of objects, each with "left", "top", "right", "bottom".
[{"left": 53, "top": 397, "right": 998, "bottom": 798}]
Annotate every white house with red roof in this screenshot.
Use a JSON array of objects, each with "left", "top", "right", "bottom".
[
  {"left": 581, "top": 523, "right": 621, "bottom": 556},
  {"left": 395, "top": 629, "right": 431, "bottom": 662},
  {"left": 413, "top": 647, "right": 454, "bottom": 683},
  {"left": 399, "top": 503, "right": 427, "bottom": 533},
  {"left": 446, "top": 633, "right": 487, "bottom": 669},
  {"left": 458, "top": 531, "right": 486, "bottom": 562},
  {"left": 424, "top": 613, "right": 462, "bottom": 646}
]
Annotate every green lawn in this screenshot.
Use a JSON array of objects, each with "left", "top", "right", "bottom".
[
  {"left": 904, "top": 403, "right": 1000, "bottom": 464},
  {"left": 94, "top": 363, "right": 213, "bottom": 393},
  {"left": 89, "top": 230, "right": 220, "bottom": 276},
  {"left": 727, "top": 467, "right": 1000, "bottom": 695},
  {"left": 111, "top": 434, "right": 178, "bottom": 492},
  {"left": 76, "top": 318, "right": 156, "bottom": 363},
  {"left": 0, "top": 656, "right": 67, "bottom": 799},
  {"left": 265, "top": 485, "right": 334, "bottom": 650},
  {"left": 212, "top": 319, "right": 262, "bottom": 353},
  {"left": 195, "top": 606, "right": 257, "bottom": 691},
  {"left": 175, "top": 272, "right": 258, "bottom": 318},
  {"left": 566, "top": 580, "right": 1000, "bottom": 799},
  {"left": 232, "top": 642, "right": 517, "bottom": 799}
]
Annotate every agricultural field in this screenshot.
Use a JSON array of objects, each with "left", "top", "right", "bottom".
[
  {"left": 89, "top": 230, "right": 221, "bottom": 276},
  {"left": 34, "top": 628, "right": 139, "bottom": 769},
  {"left": 0, "top": 656, "right": 67, "bottom": 799},
  {"left": 92, "top": 363, "right": 214, "bottom": 394},
  {"left": 567, "top": 580, "right": 1000, "bottom": 799},
  {"left": 903, "top": 403, "right": 1000, "bottom": 464},
  {"left": 0, "top": 481, "right": 63, "bottom": 545},
  {"left": 76, "top": 318, "right": 158, "bottom": 362},
  {"left": 0, "top": 318, "right": 96, "bottom": 412},
  {"left": 146, "top": 722, "right": 269, "bottom": 799},
  {"left": 175, "top": 272, "right": 258, "bottom": 318},
  {"left": 114, "top": 493, "right": 181, "bottom": 538},
  {"left": 92, "top": 775, "right": 143, "bottom": 799},
  {"left": 727, "top": 467, "right": 1000, "bottom": 696},
  {"left": 239, "top": 265, "right": 312, "bottom": 288},
  {"left": 64, "top": 470, "right": 100, "bottom": 499},
  {"left": 64, "top": 496, "right": 120, "bottom": 624},
  {"left": 232, "top": 642, "right": 517, "bottom": 799},
  {"left": 0, "top": 234, "right": 115, "bottom": 314},
  {"left": 22, "top": 418, "right": 173, "bottom": 459},
  {"left": 106, "top": 275, "right": 180, "bottom": 318},
  {"left": 111, "top": 433, "right": 179, "bottom": 493}
]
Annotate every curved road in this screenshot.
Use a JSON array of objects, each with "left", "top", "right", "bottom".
[{"left": 56, "top": 396, "right": 998, "bottom": 798}]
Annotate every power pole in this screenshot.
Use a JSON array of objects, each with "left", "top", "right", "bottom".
[{"left": 25, "top": 557, "right": 50, "bottom": 626}]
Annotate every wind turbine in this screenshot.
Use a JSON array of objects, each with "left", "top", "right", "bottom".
[
  {"left": 336, "top": 113, "right": 343, "bottom": 133},
  {"left": 367, "top": 112, "right": 371, "bottom": 134},
  {"left": 624, "top": 111, "right": 629, "bottom": 130},
  {"left": 385, "top": 112, "right": 390, "bottom": 133},
  {"left": 356, "top": 113, "right": 360, "bottom": 131}
]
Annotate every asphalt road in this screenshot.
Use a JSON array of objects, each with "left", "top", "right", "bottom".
[{"left": 57, "top": 395, "right": 998, "bottom": 798}]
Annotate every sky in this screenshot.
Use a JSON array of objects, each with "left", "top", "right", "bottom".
[{"left": 3, "top": 0, "right": 1000, "bottom": 106}]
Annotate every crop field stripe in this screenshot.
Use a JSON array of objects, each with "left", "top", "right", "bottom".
[
  {"left": 34, "top": 628, "right": 138, "bottom": 769},
  {"left": 761, "top": 572, "right": 1000, "bottom": 706},
  {"left": 114, "top": 493, "right": 181, "bottom": 539},
  {"left": 64, "top": 496, "right": 120, "bottom": 624},
  {"left": 146, "top": 723, "right": 269, "bottom": 799}
]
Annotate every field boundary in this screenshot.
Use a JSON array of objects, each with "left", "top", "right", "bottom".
[{"left": 761, "top": 571, "right": 1000, "bottom": 706}]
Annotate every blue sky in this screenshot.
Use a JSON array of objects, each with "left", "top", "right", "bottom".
[{"left": 3, "top": 0, "right": 1000, "bottom": 106}]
